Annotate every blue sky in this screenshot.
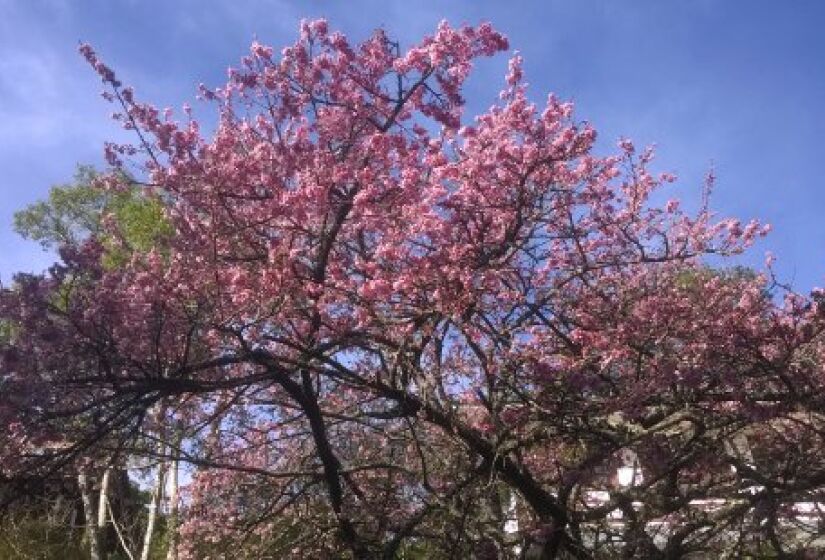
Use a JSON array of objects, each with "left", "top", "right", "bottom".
[{"left": 2, "top": 0, "right": 824, "bottom": 291}]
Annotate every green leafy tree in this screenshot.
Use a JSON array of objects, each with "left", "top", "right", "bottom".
[{"left": 13, "top": 165, "right": 172, "bottom": 268}]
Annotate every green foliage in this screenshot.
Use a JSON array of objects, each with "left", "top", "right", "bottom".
[
  {"left": 0, "top": 318, "right": 15, "bottom": 345},
  {"left": 674, "top": 265, "right": 761, "bottom": 291},
  {"left": 0, "top": 515, "right": 86, "bottom": 560},
  {"left": 13, "top": 165, "right": 106, "bottom": 249},
  {"left": 101, "top": 192, "right": 174, "bottom": 269},
  {"left": 394, "top": 540, "right": 437, "bottom": 559},
  {"left": 13, "top": 165, "right": 173, "bottom": 270},
  {"left": 0, "top": 513, "right": 178, "bottom": 560}
]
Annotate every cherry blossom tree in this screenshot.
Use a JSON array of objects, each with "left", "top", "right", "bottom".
[{"left": 4, "top": 19, "right": 825, "bottom": 559}]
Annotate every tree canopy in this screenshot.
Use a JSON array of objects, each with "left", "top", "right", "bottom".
[{"left": 3, "top": 20, "right": 825, "bottom": 559}]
